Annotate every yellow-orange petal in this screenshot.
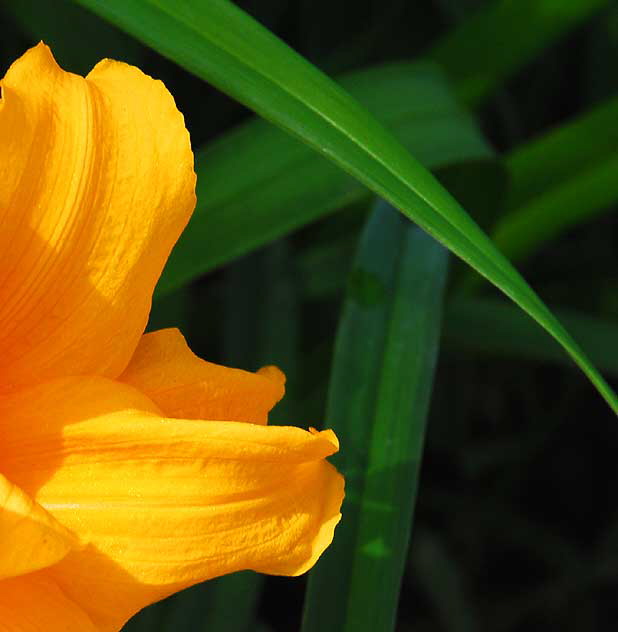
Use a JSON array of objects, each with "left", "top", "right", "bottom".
[
  {"left": 0, "top": 43, "right": 196, "bottom": 392},
  {"left": 120, "top": 328, "right": 286, "bottom": 423},
  {"left": 0, "top": 573, "right": 96, "bottom": 631},
  {"left": 0, "top": 473, "right": 75, "bottom": 580},
  {"left": 0, "top": 376, "right": 344, "bottom": 631}
]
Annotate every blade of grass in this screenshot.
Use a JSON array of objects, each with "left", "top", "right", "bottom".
[
  {"left": 157, "top": 61, "right": 494, "bottom": 296},
  {"left": 301, "top": 201, "right": 448, "bottom": 631},
  {"left": 427, "top": 0, "right": 611, "bottom": 106},
  {"left": 296, "top": 236, "right": 618, "bottom": 374},
  {"left": 294, "top": 228, "right": 618, "bottom": 376},
  {"left": 444, "top": 297, "right": 618, "bottom": 376},
  {"left": 76, "top": 0, "right": 618, "bottom": 412},
  {"left": 295, "top": 159, "right": 506, "bottom": 301},
  {"left": 493, "top": 96, "right": 618, "bottom": 262},
  {"left": 494, "top": 156, "right": 618, "bottom": 261}
]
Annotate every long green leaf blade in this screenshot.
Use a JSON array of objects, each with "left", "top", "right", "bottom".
[
  {"left": 428, "top": 0, "right": 610, "bottom": 106},
  {"left": 76, "top": 0, "right": 618, "bottom": 412},
  {"left": 302, "top": 201, "right": 448, "bottom": 631}
]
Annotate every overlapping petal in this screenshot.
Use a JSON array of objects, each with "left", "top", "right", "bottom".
[
  {"left": 0, "top": 376, "right": 344, "bottom": 631},
  {"left": 0, "top": 473, "right": 75, "bottom": 580},
  {"left": 0, "top": 43, "right": 196, "bottom": 391},
  {"left": 120, "top": 328, "right": 286, "bottom": 423},
  {"left": 0, "top": 573, "right": 96, "bottom": 632}
]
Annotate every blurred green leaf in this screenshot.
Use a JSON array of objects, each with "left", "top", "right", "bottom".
[
  {"left": 122, "top": 600, "right": 168, "bottom": 632},
  {"left": 161, "top": 573, "right": 261, "bottom": 632},
  {"left": 428, "top": 0, "right": 611, "bottom": 106},
  {"left": 157, "top": 61, "right": 493, "bottom": 296},
  {"left": 222, "top": 241, "right": 301, "bottom": 423},
  {"left": 296, "top": 159, "right": 507, "bottom": 301},
  {"left": 302, "top": 201, "right": 448, "bottom": 632},
  {"left": 75, "top": 1, "right": 617, "bottom": 410},
  {"left": 444, "top": 297, "right": 618, "bottom": 376},
  {"left": 297, "top": 249, "right": 618, "bottom": 377},
  {"left": 159, "top": 587, "right": 206, "bottom": 632},
  {"left": 436, "top": 159, "right": 508, "bottom": 233},
  {"left": 492, "top": 96, "right": 618, "bottom": 262},
  {"left": 298, "top": 232, "right": 357, "bottom": 300},
  {"left": 147, "top": 287, "right": 191, "bottom": 333}
]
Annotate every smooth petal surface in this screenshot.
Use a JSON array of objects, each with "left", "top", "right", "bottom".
[
  {"left": 0, "top": 573, "right": 96, "bottom": 632},
  {"left": 0, "top": 473, "right": 75, "bottom": 580},
  {"left": 121, "top": 328, "right": 285, "bottom": 423},
  {"left": 0, "top": 376, "right": 344, "bottom": 631},
  {"left": 0, "top": 43, "right": 196, "bottom": 391}
]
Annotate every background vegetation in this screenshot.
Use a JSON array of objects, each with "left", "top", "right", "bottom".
[{"left": 3, "top": 0, "right": 618, "bottom": 630}]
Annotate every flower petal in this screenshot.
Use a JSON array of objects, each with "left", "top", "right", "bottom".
[
  {"left": 120, "top": 328, "right": 286, "bottom": 423},
  {"left": 0, "top": 376, "right": 344, "bottom": 631},
  {"left": 0, "top": 43, "right": 196, "bottom": 391},
  {"left": 0, "top": 573, "right": 96, "bottom": 631},
  {"left": 0, "top": 473, "right": 75, "bottom": 580}
]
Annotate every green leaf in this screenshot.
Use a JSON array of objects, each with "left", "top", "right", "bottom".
[
  {"left": 157, "top": 61, "right": 493, "bottom": 296},
  {"left": 147, "top": 287, "right": 191, "bottom": 333},
  {"left": 444, "top": 297, "right": 618, "bottom": 377},
  {"left": 301, "top": 201, "right": 448, "bottom": 632},
  {"left": 493, "top": 96, "right": 618, "bottom": 262},
  {"left": 199, "top": 573, "right": 262, "bottom": 632},
  {"left": 222, "top": 240, "right": 301, "bottom": 424},
  {"left": 296, "top": 242, "right": 618, "bottom": 377},
  {"left": 76, "top": 0, "right": 618, "bottom": 412},
  {"left": 295, "top": 160, "right": 507, "bottom": 301},
  {"left": 428, "top": 0, "right": 611, "bottom": 106}
]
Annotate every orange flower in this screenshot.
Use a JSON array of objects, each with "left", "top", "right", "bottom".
[{"left": 0, "top": 44, "right": 343, "bottom": 631}]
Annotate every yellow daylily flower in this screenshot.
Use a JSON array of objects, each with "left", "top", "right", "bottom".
[{"left": 0, "top": 44, "right": 344, "bottom": 631}]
